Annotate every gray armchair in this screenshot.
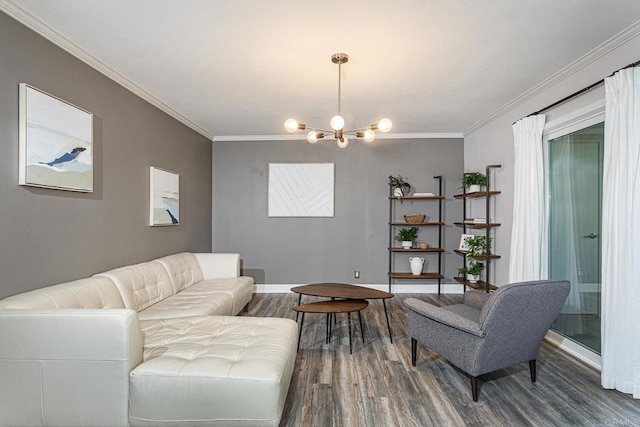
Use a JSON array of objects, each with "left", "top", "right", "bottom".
[{"left": 404, "top": 280, "right": 570, "bottom": 401}]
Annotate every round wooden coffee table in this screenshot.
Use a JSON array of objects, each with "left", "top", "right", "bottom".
[
  {"left": 291, "top": 283, "right": 395, "bottom": 342},
  {"left": 293, "top": 299, "right": 368, "bottom": 354}
]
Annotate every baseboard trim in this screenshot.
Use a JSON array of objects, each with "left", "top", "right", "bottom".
[{"left": 254, "top": 283, "right": 464, "bottom": 294}]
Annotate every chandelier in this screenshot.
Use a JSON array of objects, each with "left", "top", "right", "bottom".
[{"left": 284, "top": 53, "right": 392, "bottom": 148}]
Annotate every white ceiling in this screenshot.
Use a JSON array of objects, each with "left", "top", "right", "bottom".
[{"left": 2, "top": 0, "right": 640, "bottom": 140}]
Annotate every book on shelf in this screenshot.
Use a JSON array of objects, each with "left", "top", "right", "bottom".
[{"left": 413, "top": 192, "right": 435, "bottom": 196}]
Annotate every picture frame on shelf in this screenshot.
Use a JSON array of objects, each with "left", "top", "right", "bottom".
[{"left": 459, "top": 234, "right": 474, "bottom": 251}]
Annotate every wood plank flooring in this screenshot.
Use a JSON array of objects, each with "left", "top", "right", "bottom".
[{"left": 241, "top": 293, "right": 640, "bottom": 426}]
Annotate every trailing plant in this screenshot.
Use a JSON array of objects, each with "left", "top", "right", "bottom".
[
  {"left": 388, "top": 175, "right": 412, "bottom": 197},
  {"left": 461, "top": 172, "right": 487, "bottom": 190},
  {"left": 395, "top": 227, "right": 419, "bottom": 242}
]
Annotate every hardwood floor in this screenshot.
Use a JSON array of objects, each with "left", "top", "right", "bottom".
[{"left": 241, "top": 293, "right": 640, "bottom": 426}]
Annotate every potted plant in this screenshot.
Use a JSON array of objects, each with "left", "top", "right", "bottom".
[
  {"left": 388, "top": 175, "right": 412, "bottom": 198},
  {"left": 461, "top": 172, "right": 487, "bottom": 193},
  {"left": 465, "top": 261, "right": 484, "bottom": 283},
  {"left": 466, "top": 235, "right": 492, "bottom": 257},
  {"left": 395, "top": 227, "right": 419, "bottom": 249}
]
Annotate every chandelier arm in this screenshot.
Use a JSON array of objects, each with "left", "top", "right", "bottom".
[
  {"left": 307, "top": 127, "right": 333, "bottom": 134},
  {"left": 344, "top": 127, "right": 376, "bottom": 133}
]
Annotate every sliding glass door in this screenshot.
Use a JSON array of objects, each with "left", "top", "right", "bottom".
[{"left": 548, "top": 122, "right": 603, "bottom": 354}]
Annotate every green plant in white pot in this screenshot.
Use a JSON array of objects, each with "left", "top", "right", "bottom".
[
  {"left": 396, "top": 227, "right": 419, "bottom": 249},
  {"left": 461, "top": 172, "right": 487, "bottom": 193},
  {"left": 465, "top": 261, "right": 484, "bottom": 283}
]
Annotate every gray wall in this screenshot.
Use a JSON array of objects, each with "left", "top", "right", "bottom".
[
  {"left": 213, "top": 138, "right": 463, "bottom": 285},
  {"left": 464, "top": 29, "right": 640, "bottom": 286},
  {"left": 0, "top": 12, "right": 212, "bottom": 298}
]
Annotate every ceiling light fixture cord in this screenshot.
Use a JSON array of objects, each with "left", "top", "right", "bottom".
[{"left": 337, "top": 59, "right": 342, "bottom": 116}]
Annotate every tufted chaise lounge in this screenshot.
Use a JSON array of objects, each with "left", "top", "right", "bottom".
[{"left": 0, "top": 252, "right": 298, "bottom": 426}]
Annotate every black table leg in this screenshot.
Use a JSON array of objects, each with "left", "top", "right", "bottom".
[
  {"left": 331, "top": 298, "right": 337, "bottom": 325},
  {"left": 348, "top": 312, "right": 353, "bottom": 354},
  {"left": 382, "top": 299, "right": 393, "bottom": 343},
  {"left": 297, "top": 312, "right": 305, "bottom": 352},
  {"left": 295, "top": 294, "right": 302, "bottom": 322},
  {"left": 357, "top": 310, "right": 365, "bottom": 343},
  {"left": 328, "top": 313, "right": 333, "bottom": 343},
  {"left": 325, "top": 313, "right": 330, "bottom": 344}
]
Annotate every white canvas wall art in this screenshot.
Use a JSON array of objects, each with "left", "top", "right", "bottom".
[
  {"left": 19, "top": 84, "right": 93, "bottom": 192},
  {"left": 268, "top": 163, "right": 334, "bottom": 217},
  {"left": 150, "top": 167, "right": 179, "bottom": 226}
]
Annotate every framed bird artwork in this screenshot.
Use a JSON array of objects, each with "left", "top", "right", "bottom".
[
  {"left": 19, "top": 83, "right": 93, "bottom": 192},
  {"left": 149, "top": 167, "right": 179, "bottom": 226}
]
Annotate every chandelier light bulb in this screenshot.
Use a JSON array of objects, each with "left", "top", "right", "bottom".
[
  {"left": 307, "top": 131, "right": 319, "bottom": 143},
  {"left": 284, "top": 118, "right": 299, "bottom": 133},
  {"left": 377, "top": 118, "right": 393, "bottom": 133},
  {"left": 363, "top": 129, "right": 376, "bottom": 142},
  {"left": 337, "top": 136, "right": 349, "bottom": 149},
  {"left": 330, "top": 115, "right": 345, "bottom": 131}
]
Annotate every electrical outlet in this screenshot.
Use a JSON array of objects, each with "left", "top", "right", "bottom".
[{"left": 354, "top": 270, "right": 360, "bottom": 279}]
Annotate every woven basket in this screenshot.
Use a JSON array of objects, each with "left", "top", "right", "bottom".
[{"left": 404, "top": 214, "right": 425, "bottom": 224}]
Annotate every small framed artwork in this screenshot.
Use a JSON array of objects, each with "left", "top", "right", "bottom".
[
  {"left": 459, "top": 234, "right": 475, "bottom": 251},
  {"left": 19, "top": 83, "right": 93, "bottom": 192},
  {"left": 149, "top": 167, "right": 179, "bottom": 226},
  {"left": 268, "top": 163, "right": 335, "bottom": 217}
]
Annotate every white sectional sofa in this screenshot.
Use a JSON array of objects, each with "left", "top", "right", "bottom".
[{"left": 0, "top": 252, "right": 298, "bottom": 427}]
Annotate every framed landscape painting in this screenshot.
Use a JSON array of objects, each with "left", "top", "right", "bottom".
[
  {"left": 149, "top": 167, "right": 179, "bottom": 226},
  {"left": 19, "top": 83, "right": 93, "bottom": 192}
]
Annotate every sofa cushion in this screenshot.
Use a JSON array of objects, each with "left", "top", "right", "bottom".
[
  {"left": 178, "top": 277, "right": 253, "bottom": 315},
  {"left": 130, "top": 316, "right": 298, "bottom": 426},
  {"left": 95, "top": 261, "right": 174, "bottom": 312},
  {"left": 0, "top": 276, "right": 125, "bottom": 309},
  {"left": 155, "top": 252, "right": 204, "bottom": 293},
  {"left": 137, "top": 276, "right": 253, "bottom": 320},
  {"left": 194, "top": 253, "right": 240, "bottom": 279}
]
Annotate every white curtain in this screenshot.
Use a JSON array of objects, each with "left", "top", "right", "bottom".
[
  {"left": 547, "top": 135, "right": 583, "bottom": 325},
  {"left": 601, "top": 66, "right": 640, "bottom": 398},
  {"left": 509, "top": 115, "right": 546, "bottom": 283}
]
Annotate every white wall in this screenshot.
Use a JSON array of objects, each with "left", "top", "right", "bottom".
[{"left": 464, "top": 24, "right": 640, "bottom": 286}]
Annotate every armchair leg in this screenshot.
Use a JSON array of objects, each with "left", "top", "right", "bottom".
[
  {"left": 471, "top": 376, "right": 479, "bottom": 402},
  {"left": 529, "top": 359, "right": 537, "bottom": 383},
  {"left": 411, "top": 338, "right": 417, "bottom": 366}
]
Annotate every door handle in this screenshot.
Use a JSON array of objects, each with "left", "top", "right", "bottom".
[{"left": 583, "top": 233, "right": 598, "bottom": 239}]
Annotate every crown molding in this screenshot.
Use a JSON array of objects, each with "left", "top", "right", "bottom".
[
  {"left": 0, "top": 0, "right": 214, "bottom": 140},
  {"left": 212, "top": 132, "right": 463, "bottom": 142},
  {"left": 464, "top": 19, "right": 640, "bottom": 136}
]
